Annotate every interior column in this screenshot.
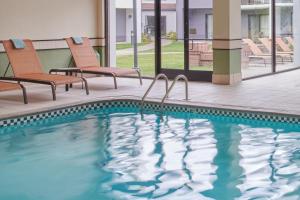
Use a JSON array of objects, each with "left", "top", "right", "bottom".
[{"left": 212, "top": 0, "right": 242, "bottom": 85}]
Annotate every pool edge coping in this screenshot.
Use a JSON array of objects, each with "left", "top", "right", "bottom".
[
  {"left": 1, "top": 96, "right": 300, "bottom": 120},
  {"left": 1, "top": 97, "right": 300, "bottom": 128}
]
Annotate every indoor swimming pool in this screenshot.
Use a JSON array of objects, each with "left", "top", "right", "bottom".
[{"left": 0, "top": 103, "right": 299, "bottom": 200}]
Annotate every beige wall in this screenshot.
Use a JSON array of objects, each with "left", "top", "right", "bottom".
[
  {"left": 0, "top": 0, "right": 106, "bottom": 75},
  {"left": 0, "top": 0, "right": 105, "bottom": 40}
]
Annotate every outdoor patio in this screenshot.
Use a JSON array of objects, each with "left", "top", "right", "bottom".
[{"left": 116, "top": 40, "right": 298, "bottom": 79}]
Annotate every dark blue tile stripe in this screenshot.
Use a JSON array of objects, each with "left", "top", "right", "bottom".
[{"left": 0, "top": 100, "right": 299, "bottom": 128}]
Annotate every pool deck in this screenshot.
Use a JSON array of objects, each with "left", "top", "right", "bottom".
[{"left": 0, "top": 69, "right": 300, "bottom": 119}]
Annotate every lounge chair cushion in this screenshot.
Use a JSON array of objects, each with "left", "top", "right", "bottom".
[
  {"left": 11, "top": 39, "right": 25, "bottom": 49},
  {"left": 72, "top": 37, "right": 83, "bottom": 45}
]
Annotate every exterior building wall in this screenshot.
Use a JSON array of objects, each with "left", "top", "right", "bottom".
[
  {"left": 177, "top": 0, "right": 293, "bottom": 40},
  {"left": 163, "top": 11, "right": 177, "bottom": 33},
  {"left": 141, "top": 11, "right": 152, "bottom": 35},
  {"left": 142, "top": 10, "right": 177, "bottom": 36},
  {"left": 116, "top": 0, "right": 142, "bottom": 43},
  {"left": 176, "top": 0, "right": 213, "bottom": 39},
  {"left": 142, "top": 0, "right": 176, "bottom": 3},
  {"left": 189, "top": 0, "right": 213, "bottom": 8},
  {"left": 126, "top": 9, "right": 134, "bottom": 43},
  {"left": 116, "top": 0, "right": 133, "bottom": 8},
  {"left": 116, "top": 9, "right": 127, "bottom": 42},
  {"left": 176, "top": 6, "right": 184, "bottom": 39},
  {"left": 241, "top": 9, "right": 270, "bottom": 38},
  {"left": 241, "top": 13, "right": 249, "bottom": 38},
  {"left": 240, "top": 7, "right": 293, "bottom": 39},
  {"left": 277, "top": 7, "right": 293, "bottom": 36},
  {"left": 189, "top": 9, "right": 212, "bottom": 39}
]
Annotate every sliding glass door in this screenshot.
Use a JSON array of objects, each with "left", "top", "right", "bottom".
[
  {"left": 160, "top": 0, "right": 184, "bottom": 71},
  {"left": 241, "top": 0, "right": 298, "bottom": 79},
  {"left": 157, "top": 0, "right": 213, "bottom": 81},
  {"left": 107, "top": 0, "right": 156, "bottom": 77},
  {"left": 107, "top": 0, "right": 213, "bottom": 81},
  {"left": 241, "top": 0, "right": 273, "bottom": 78},
  {"left": 275, "top": 0, "right": 295, "bottom": 72},
  {"left": 106, "top": 0, "right": 299, "bottom": 81},
  {"left": 114, "top": 0, "right": 135, "bottom": 72},
  {"left": 188, "top": 1, "right": 213, "bottom": 73}
]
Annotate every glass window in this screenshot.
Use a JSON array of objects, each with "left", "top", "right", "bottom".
[
  {"left": 260, "top": 15, "right": 269, "bottom": 37},
  {"left": 112, "top": 0, "right": 156, "bottom": 77},
  {"left": 188, "top": 1, "right": 213, "bottom": 72},
  {"left": 241, "top": 0, "right": 272, "bottom": 78},
  {"left": 276, "top": 0, "right": 295, "bottom": 72},
  {"left": 206, "top": 14, "right": 213, "bottom": 40},
  {"left": 161, "top": 0, "right": 184, "bottom": 70}
]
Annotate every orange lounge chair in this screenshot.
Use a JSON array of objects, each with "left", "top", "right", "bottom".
[
  {"left": 276, "top": 38, "right": 293, "bottom": 54},
  {"left": 1, "top": 39, "right": 89, "bottom": 100},
  {"left": 65, "top": 37, "right": 142, "bottom": 89},
  {"left": 0, "top": 81, "right": 27, "bottom": 104},
  {"left": 243, "top": 39, "right": 272, "bottom": 67},
  {"left": 258, "top": 38, "right": 293, "bottom": 62}
]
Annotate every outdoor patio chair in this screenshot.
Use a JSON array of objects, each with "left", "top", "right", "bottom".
[
  {"left": 189, "top": 42, "right": 213, "bottom": 66},
  {"left": 276, "top": 38, "right": 293, "bottom": 54},
  {"left": 1, "top": 39, "right": 89, "bottom": 101},
  {"left": 258, "top": 38, "right": 293, "bottom": 62},
  {"left": 0, "top": 80, "right": 27, "bottom": 104},
  {"left": 242, "top": 38, "right": 272, "bottom": 67},
  {"left": 64, "top": 37, "right": 142, "bottom": 89}
]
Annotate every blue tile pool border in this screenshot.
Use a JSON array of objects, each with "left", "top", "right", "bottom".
[{"left": 0, "top": 99, "right": 300, "bottom": 128}]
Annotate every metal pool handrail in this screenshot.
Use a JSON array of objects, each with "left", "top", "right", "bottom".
[
  {"left": 160, "top": 75, "right": 189, "bottom": 108},
  {"left": 141, "top": 73, "right": 169, "bottom": 107}
]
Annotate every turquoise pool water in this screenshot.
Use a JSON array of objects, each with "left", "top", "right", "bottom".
[{"left": 0, "top": 107, "right": 299, "bottom": 200}]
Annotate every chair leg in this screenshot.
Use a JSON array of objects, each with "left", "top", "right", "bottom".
[
  {"left": 70, "top": 72, "right": 73, "bottom": 88},
  {"left": 65, "top": 84, "right": 69, "bottom": 92},
  {"left": 65, "top": 71, "right": 69, "bottom": 92},
  {"left": 50, "top": 83, "right": 56, "bottom": 101},
  {"left": 113, "top": 75, "right": 118, "bottom": 89},
  {"left": 263, "top": 58, "right": 267, "bottom": 67},
  {"left": 19, "top": 84, "right": 28, "bottom": 104},
  {"left": 137, "top": 70, "right": 143, "bottom": 85},
  {"left": 82, "top": 78, "right": 89, "bottom": 95}
]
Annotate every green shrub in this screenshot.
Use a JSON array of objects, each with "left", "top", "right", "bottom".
[
  {"left": 166, "top": 32, "right": 177, "bottom": 41},
  {"left": 142, "top": 33, "right": 152, "bottom": 44}
]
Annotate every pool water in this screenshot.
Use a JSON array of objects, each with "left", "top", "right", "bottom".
[{"left": 0, "top": 107, "right": 299, "bottom": 200}]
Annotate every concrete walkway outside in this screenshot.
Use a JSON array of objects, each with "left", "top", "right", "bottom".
[{"left": 116, "top": 39, "right": 173, "bottom": 56}]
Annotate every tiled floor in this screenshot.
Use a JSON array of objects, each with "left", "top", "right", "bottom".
[
  {"left": 242, "top": 63, "right": 298, "bottom": 78},
  {"left": 0, "top": 69, "right": 300, "bottom": 119}
]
